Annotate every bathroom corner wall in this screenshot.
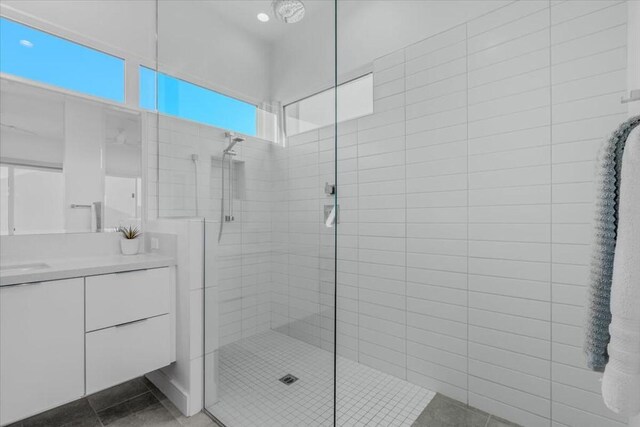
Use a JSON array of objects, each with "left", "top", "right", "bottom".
[
  {"left": 146, "top": 112, "right": 274, "bottom": 346},
  {"left": 145, "top": 218, "right": 204, "bottom": 417},
  {"left": 628, "top": 0, "right": 640, "bottom": 118},
  {"left": 145, "top": 113, "right": 275, "bottom": 414},
  {"left": 275, "top": 1, "right": 630, "bottom": 426}
]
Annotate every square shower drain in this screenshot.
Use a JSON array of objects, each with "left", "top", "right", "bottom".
[{"left": 279, "top": 374, "right": 298, "bottom": 385}]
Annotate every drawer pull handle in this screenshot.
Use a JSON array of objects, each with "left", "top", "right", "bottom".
[
  {"left": 1, "top": 281, "right": 39, "bottom": 288},
  {"left": 115, "top": 318, "right": 148, "bottom": 328},
  {"left": 113, "top": 269, "right": 148, "bottom": 275}
]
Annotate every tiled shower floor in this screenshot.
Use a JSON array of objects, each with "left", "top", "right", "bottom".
[{"left": 206, "top": 330, "right": 435, "bottom": 427}]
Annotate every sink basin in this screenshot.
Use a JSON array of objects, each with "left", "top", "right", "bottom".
[{"left": 0, "top": 262, "right": 50, "bottom": 274}]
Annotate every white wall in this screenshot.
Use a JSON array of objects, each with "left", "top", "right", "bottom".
[
  {"left": 627, "top": 3, "right": 640, "bottom": 427},
  {"left": 270, "top": 0, "right": 510, "bottom": 103},
  {"left": 628, "top": 0, "right": 640, "bottom": 117},
  {"left": 145, "top": 220, "right": 203, "bottom": 417},
  {"left": 274, "top": 2, "right": 631, "bottom": 426},
  {"left": 63, "top": 100, "right": 105, "bottom": 232},
  {"left": 157, "top": 1, "right": 272, "bottom": 105}
]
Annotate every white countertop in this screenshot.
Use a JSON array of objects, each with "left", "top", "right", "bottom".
[{"left": 0, "top": 253, "right": 176, "bottom": 286}]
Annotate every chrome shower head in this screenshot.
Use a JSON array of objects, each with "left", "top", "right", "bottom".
[{"left": 224, "top": 134, "right": 245, "bottom": 153}]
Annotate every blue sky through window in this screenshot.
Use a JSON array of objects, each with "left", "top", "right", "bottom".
[
  {"left": 0, "top": 18, "right": 124, "bottom": 102},
  {"left": 139, "top": 67, "right": 257, "bottom": 136}
]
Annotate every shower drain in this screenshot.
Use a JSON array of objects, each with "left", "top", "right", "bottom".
[{"left": 279, "top": 374, "right": 298, "bottom": 385}]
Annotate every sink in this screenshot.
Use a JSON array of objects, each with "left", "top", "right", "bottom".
[{"left": 0, "top": 262, "right": 51, "bottom": 274}]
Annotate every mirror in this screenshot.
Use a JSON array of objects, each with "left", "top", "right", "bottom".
[{"left": 0, "top": 77, "right": 142, "bottom": 235}]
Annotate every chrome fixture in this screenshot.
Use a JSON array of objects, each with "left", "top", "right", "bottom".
[
  {"left": 69, "top": 201, "right": 103, "bottom": 232},
  {"left": 191, "top": 154, "right": 200, "bottom": 217},
  {"left": 224, "top": 134, "right": 244, "bottom": 154},
  {"left": 324, "top": 182, "right": 336, "bottom": 196},
  {"left": 324, "top": 204, "right": 338, "bottom": 228},
  {"left": 272, "top": 0, "right": 305, "bottom": 23},
  {"left": 621, "top": 89, "right": 640, "bottom": 104},
  {"left": 219, "top": 132, "right": 245, "bottom": 241}
]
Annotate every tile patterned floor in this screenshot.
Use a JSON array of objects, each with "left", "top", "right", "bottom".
[
  {"left": 206, "top": 330, "right": 435, "bottom": 427},
  {"left": 6, "top": 334, "right": 519, "bottom": 427},
  {"left": 8, "top": 377, "right": 218, "bottom": 427}
]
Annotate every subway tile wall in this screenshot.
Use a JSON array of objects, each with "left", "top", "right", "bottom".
[
  {"left": 274, "top": 1, "right": 629, "bottom": 426},
  {"left": 148, "top": 114, "right": 273, "bottom": 347}
]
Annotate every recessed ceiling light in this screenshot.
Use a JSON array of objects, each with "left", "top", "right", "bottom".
[
  {"left": 19, "top": 39, "right": 33, "bottom": 48},
  {"left": 257, "top": 12, "right": 270, "bottom": 22}
]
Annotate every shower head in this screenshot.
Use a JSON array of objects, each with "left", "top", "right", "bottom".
[
  {"left": 224, "top": 134, "right": 245, "bottom": 153},
  {"left": 272, "top": 0, "right": 305, "bottom": 23}
]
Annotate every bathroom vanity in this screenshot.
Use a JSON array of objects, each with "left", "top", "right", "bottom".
[{"left": 0, "top": 255, "right": 176, "bottom": 426}]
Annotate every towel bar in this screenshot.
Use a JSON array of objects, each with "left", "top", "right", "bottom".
[{"left": 621, "top": 89, "right": 640, "bottom": 104}]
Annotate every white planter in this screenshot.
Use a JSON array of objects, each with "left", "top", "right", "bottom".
[{"left": 120, "top": 239, "right": 139, "bottom": 255}]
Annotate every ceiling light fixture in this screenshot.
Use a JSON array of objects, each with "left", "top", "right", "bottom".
[{"left": 257, "top": 13, "right": 270, "bottom": 22}]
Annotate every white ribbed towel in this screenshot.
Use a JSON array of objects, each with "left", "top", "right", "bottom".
[{"left": 602, "top": 126, "right": 640, "bottom": 416}]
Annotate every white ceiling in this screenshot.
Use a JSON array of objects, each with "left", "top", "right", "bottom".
[{"left": 201, "top": 0, "right": 334, "bottom": 44}]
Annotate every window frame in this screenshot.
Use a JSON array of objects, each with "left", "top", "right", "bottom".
[
  {"left": 283, "top": 72, "right": 374, "bottom": 137},
  {"left": 0, "top": 16, "right": 127, "bottom": 103},
  {"left": 138, "top": 66, "right": 260, "bottom": 137}
]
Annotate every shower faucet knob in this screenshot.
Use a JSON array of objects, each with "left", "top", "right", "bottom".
[{"left": 325, "top": 182, "right": 336, "bottom": 195}]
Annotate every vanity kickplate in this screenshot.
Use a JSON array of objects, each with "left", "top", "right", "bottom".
[{"left": 279, "top": 374, "right": 298, "bottom": 385}]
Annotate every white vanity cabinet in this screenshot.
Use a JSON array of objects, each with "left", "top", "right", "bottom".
[
  {"left": 85, "top": 267, "right": 174, "bottom": 394},
  {"left": 0, "top": 265, "right": 175, "bottom": 426},
  {"left": 0, "top": 278, "right": 85, "bottom": 426}
]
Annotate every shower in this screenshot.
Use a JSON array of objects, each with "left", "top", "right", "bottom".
[
  {"left": 224, "top": 134, "right": 244, "bottom": 154},
  {"left": 218, "top": 132, "right": 245, "bottom": 242}
]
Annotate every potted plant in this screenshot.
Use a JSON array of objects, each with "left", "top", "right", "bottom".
[{"left": 117, "top": 225, "right": 142, "bottom": 255}]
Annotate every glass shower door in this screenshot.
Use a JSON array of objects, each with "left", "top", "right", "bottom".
[{"left": 151, "top": 1, "right": 340, "bottom": 425}]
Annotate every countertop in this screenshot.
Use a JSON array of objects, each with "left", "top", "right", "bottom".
[{"left": 0, "top": 253, "right": 176, "bottom": 286}]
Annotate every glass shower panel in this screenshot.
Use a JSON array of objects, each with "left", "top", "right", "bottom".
[{"left": 157, "top": 1, "right": 337, "bottom": 425}]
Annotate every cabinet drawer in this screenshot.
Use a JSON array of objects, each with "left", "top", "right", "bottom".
[
  {"left": 86, "top": 267, "right": 171, "bottom": 331},
  {"left": 86, "top": 314, "right": 172, "bottom": 394}
]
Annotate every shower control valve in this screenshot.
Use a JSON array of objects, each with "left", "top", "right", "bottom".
[{"left": 325, "top": 182, "right": 336, "bottom": 196}]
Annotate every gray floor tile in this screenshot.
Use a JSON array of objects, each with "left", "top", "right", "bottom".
[
  {"left": 88, "top": 378, "right": 149, "bottom": 412},
  {"left": 60, "top": 416, "right": 103, "bottom": 427},
  {"left": 97, "top": 392, "right": 159, "bottom": 425},
  {"left": 412, "top": 394, "right": 490, "bottom": 427},
  {"left": 156, "top": 396, "right": 218, "bottom": 427},
  {"left": 141, "top": 377, "right": 168, "bottom": 403},
  {"left": 22, "top": 399, "right": 99, "bottom": 427},
  {"left": 106, "top": 404, "right": 181, "bottom": 427},
  {"left": 176, "top": 412, "right": 220, "bottom": 427},
  {"left": 487, "top": 415, "right": 522, "bottom": 427}
]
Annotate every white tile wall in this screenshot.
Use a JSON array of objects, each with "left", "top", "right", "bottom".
[
  {"left": 274, "top": 1, "right": 629, "bottom": 426},
  {"left": 550, "top": 2, "right": 628, "bottom": 427},
  {"left": 148, "top": 114, "right": 274, "bottom": 348},
  {"left": 146, "top": 2, "right": 630, "bottom": 425}
]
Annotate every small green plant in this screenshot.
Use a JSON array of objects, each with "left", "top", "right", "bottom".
[{"left": 117, "top": 225, "right": 141, "bottom": 240}]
